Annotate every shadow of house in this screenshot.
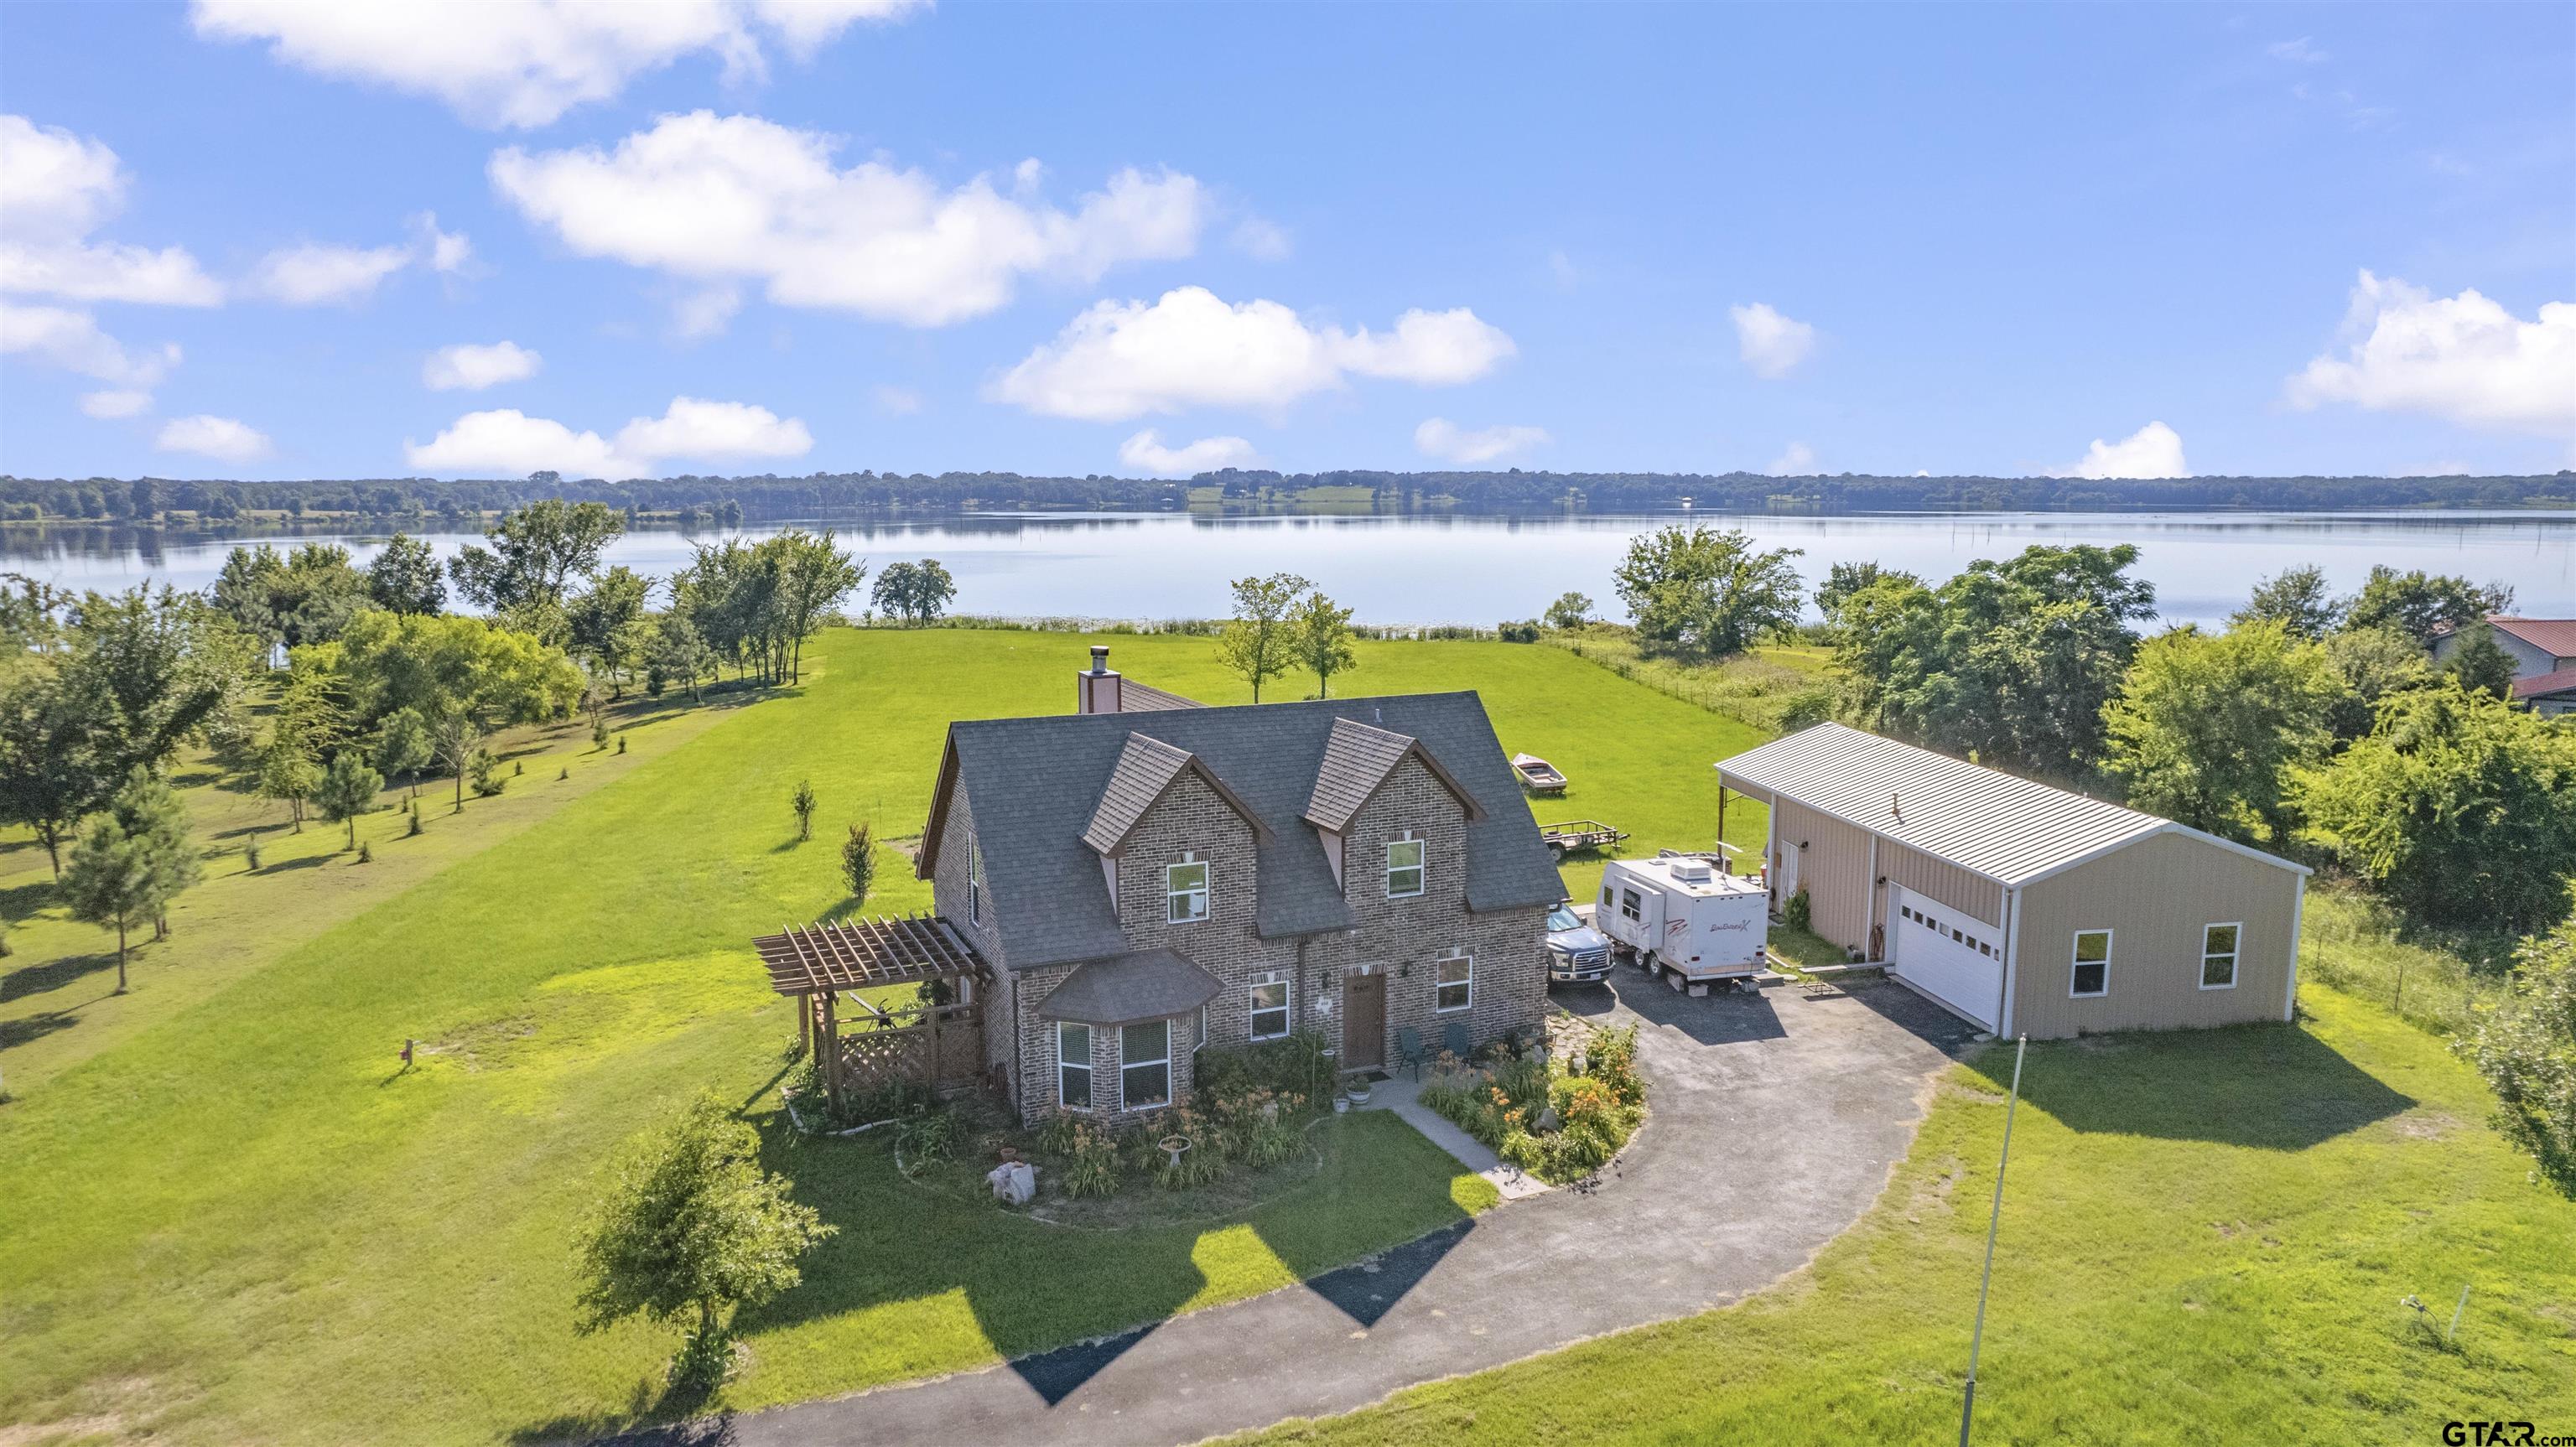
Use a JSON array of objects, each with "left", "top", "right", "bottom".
[
  {"left": 1295, "top": 1218, "right": 1472, "bottom": 1329},
  {"left": 1841, "top": 978, "right": 1987, "bottom": 1055},
  {"left": 1993, "top": 1020, "right": 2415, "bottom": 1150}
]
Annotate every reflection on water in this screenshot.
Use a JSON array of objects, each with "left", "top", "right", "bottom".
[{"left": 3, "top": 509, "right": 2568, "bottom": 629}]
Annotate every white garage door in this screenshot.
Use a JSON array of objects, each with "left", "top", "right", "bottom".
[{"left": 1889, "top": 886, "right": 2003, "bottom": 1030}]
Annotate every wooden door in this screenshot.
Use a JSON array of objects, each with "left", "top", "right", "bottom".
[{"left": 1343, "top": 972, "right": 1386, "bottom": 1069}]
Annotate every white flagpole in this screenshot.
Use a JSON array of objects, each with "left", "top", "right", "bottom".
[{"left": 1961, "top": 1033, "right": 2026, "bottom": 1447}]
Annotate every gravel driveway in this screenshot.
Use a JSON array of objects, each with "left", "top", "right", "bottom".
[{"left": 623, "top": 975, "right": 1976, "bottom": 1446}]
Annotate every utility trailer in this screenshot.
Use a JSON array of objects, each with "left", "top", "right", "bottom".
[
  {"left": 1538, "top": 818, "right": 1628, "bottom": 854},
  {"left": 1592, "top": 851, "right": 1771, "bottom": 990}
]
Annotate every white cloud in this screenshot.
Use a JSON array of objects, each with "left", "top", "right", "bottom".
[
  {"left": 246, "top": 241, "right": 413, "bottom": 305},
  {"left": 423, "top": 340, "right": 542, "bottom": 391},
  {"left": 671, "top": 284, "right": 743, "bottom": 340},
  {"left": 157, "top": 413, "right": 272, "bottom": 463},
  {"left": 0, "top": 115, "right": 221, "bottom": 306},
  {"left": 2284, "top": 270, "right": 2575, "bottom": 434},
  {"left": 1731, "top": 302, "right": 1816, "bottom": 380},
  {"left": 2058, "top": 421, "right": 2189, "bottom": 480},
  {"left": 2267, "top": 37, "right": 2328, "bottom": 64},
  {"left": 404, "top": 395, "right": 813, "bottom": 478},
  {"left": 1118, "top": 429, "right": 1257, "bottom": 476},
  {"left": 872, "top": 385, "right": 923, "bottom": 415},
  {"left": 413, "top": 211, "right": 473, "bottom": 274},
  {"left": 491, "top": 111, "right": 1207, "bottom": 328},
  {"left": 1415, "top": 418, "right": 1549, "bottom": 464},
  {"left": 80, "top": 389, "right": 153, "bottom": 419},
  {"left": 1767, "top": 441, "right": 1817, "bottom": 476},
  {"left": 190, "top": 0, "right": 927, "bottom": 129},
  {"left": 0, "top": 301, "right": 180, "bottom": 386},
  {"left": 990, "top": 286, "right": 1515, "bottom": 421},
  {"left": 1229, "top": 216, "right": 1291, "bottom": 262}
]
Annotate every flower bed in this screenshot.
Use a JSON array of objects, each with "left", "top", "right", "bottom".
[{"left": 1418, "top": 1021, "right": 1644, "bottom": 1183}]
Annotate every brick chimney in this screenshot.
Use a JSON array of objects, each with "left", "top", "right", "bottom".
[{"left": 1075, "top": 645, "right": 1124, "bottom": 714}]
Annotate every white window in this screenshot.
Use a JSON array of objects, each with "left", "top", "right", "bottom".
[
  {"left": 1248, "top": 968, "right": 1291, "bottom": 1040},
  {"left": 2070, "top": 929, "right": 2112, "bottom": 998},
  {"left": 1619, "top": 888, "right": 1644, "bottom": 922},
  {"left": 1166, "top": 855, "right": 1209, "bottom": 924},
  {"left": 1057, "top": 1021, "right": 1092, "bottom": 1109},
  {"left": 966, "top": 828, "right": 984, "bottom": 925},
  {"left": 1436, "top": 955, "right": 1473, "bottom": 1013},
  {"left": 1386, "top": 835, "right": 1425, "bottom": 899},
  {"left": 1120, "top": 1019, "right": 1171, "bottom": 1108},
  {"left": 2200, "top": 922, "right": 2241, "bottom": 990}
]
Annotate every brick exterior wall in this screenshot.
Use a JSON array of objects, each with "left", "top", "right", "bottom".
[{"left": 932, "top": 751, "right": 1550, "bottom": 1127}]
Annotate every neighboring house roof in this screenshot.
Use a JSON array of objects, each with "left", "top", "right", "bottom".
[
  {"left": 2515, "top": 665, "right": 2576, "bottom": 701},
  {"left": 1716, "top": 721, "right": 2307, "bottom": 886},
  {"left": 1080, "top": 732, "right": 1267, "bottom": 856},
  {"left": 1303, "top": 716, "right": 1485, "bottom": 833},
  {"left": 2485, "top": 616, "right": 2576, "bottom": 659},
  {"left": 1036, "top": 948, "right": 1223, "bottom": 1024},
  {"left": 922, "top": 692, "right": 1564, "bottom": 971}
]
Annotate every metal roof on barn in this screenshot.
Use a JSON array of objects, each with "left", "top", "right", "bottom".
[{"left": 1715, "top": 721, "right": 2305, "bottom": 885}]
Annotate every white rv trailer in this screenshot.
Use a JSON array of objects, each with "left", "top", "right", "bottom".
[{"left": 1592, "top": 851, "right": 1771, "bottom": 986}]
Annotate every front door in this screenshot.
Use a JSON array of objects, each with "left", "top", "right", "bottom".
[{"left": 1343, "top": 972, "right": 1386, "bottom": 1069}]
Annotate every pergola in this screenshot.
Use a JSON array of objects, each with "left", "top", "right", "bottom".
[{"left": 754, "top": 914, "right": 990, "bottom": 1108}]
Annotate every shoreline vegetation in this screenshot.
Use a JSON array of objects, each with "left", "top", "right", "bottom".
[{"left": 4, "top": 467, "right": 2570, "bottom": 532}]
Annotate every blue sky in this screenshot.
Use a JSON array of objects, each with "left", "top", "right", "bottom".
[{"left": 2, "top": 1, "right": 2570, "bottom": 483}]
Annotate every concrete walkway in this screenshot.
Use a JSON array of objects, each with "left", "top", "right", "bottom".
[
  {"left": 1354, "top": 1072, "right": 1550, "bottom": 1201},
  {"left": 618, "top": 977, "right": 1974, "bottom": 1447}
]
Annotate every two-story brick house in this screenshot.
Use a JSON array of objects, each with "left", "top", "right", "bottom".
[{"left": 917, "top": 649, "right": 1563, "bottom": 1126}]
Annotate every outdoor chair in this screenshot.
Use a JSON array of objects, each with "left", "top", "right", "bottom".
[
  {"left": 1442, "top": 1019, "right": 1473, "bottom": 1064},
  {"left": 1395, "top": 1026, "right": 1428, "bottom": 1081}
]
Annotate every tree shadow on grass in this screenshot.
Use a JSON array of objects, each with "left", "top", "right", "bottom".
[
  {"left": 0, "top": 1005, "right": 86, "bottom": 1050},
  {"left": 0, "top": 877, "right": 60, "bottom": 921},
  {"left": 1994, "top": 1020, "right": 2415, "bottom": 1150},
  {"left": 2, "top": 950, "right": 118, "bottom": 1003}
]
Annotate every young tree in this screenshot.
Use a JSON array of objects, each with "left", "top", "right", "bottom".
[
  {"left": 258, "top": 740, "right": 322, "bottom": 832},
  {"left": 65, "top": 586, "right": 234, "bottom": 783},
  {"left": 0, "top": 662, "right": 104, "bottom": 876},
  {"left": 1291, "top": 590, "right": 1359, "bottom": 698},
  {"left": 1814, "top": 562, "right": 1921, "bottom": 625},
  {"left": 106, "top": 765, "right": 201, "bottom": 941},
  {"left": 791, "top": 780, "right": 817, "bottom": 842},
  {"left": 2440, "top": 622, "right": 2521, "bottom": 699},
  {"left": 2294, "top": 684, "right": 2576, "bottom": 931},
  {"left": 366, "top": 532, "right": 449, "bottom": 615},
  {"left": 2105, "top": 622, "right": 2343, "bottom": 843},
  {"left": 770, "top": 531, "right": 865, "bottom": 683},
  {"left": 2456, "top": 900, "right": 2576, "bottom": 1197},
  {"left": 269, "top": 543, "right": 371, "bottom": 648},
  {"left": 1541, "top": 591, "right": 1594, "bottom": 630},
  {"left": 842, "top": 821, "right": 877, "bottom": 905},
  {"left": 2231, "top": 564, "right": 2345, "bottom": 640},
  {"left": 210, "top": 544, "right": 289, "bottom": 659},
  {"left": 1215, "top": 572, "right": 1311, "bottom": 703},
  {"left": 374, "top": 707, "right": 433, "bottom": 796},
  {"left": 644, "top": 615, "right": 718, "bottom": 703},
  {"left": 2344, "top": 565, "right": 2512, "bottom": 646},
  {"left": 576, "top": 1095, "right": 834, "bottom": 1384},
  {"left": 1611, "top": 526, "right": 1805, "bottom": 660},
  {"left": 568, "top": 565, "right": 653, "bottom": 696},
  {"left": 313, "top": 750, "right": 385, "bottom": 851},
  {"left": 2322, "top": 623, "right": 2436, "bottom": 741},
  {"left": 330, "top": 611, "right": 584, "bottom": 809},
  {"left": 61, "top": 814, "right": 160, "bottom": 993}
]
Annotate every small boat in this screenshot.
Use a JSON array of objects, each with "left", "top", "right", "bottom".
[{"left": 1511, "top": 752, "right": 1570, "bottom": 795}]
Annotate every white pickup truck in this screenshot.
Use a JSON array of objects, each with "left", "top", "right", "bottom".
[{"left": 1592, "top": 852, "right": 1771, "bottom": 987}]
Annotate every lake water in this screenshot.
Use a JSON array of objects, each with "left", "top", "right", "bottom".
[{"left": 7, "top": 509, "right": 2569, "bottom": 630}]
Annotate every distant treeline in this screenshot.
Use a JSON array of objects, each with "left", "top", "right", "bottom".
[{"left": 3, "top": 466, "right": 2568, "bottom": 524}]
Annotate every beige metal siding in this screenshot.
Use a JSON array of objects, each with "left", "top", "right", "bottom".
[
  {"left": 2012, "top": 832, "right": 2299, "bottom": 1039},
  {"left": 1765, "top": 801, "right": 2003, "bottom": 955}
]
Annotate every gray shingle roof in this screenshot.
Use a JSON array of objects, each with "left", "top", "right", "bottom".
[
  {"left": 940, "top": 692, "right": 1562, "bottom": 971},
  {"left": 1716, "top": 722, "right": 2169, "bottom": 884},
  {"left": 1036, "top": 948, "right": 1223, "bottom": 1024},
  {"left": 1119, "top": 680, "right": 1202, "bottom": 712},
  {"left": 1305, "top": 717, "right": 1417, "bottom": 832},
  {"left": 1081, "top": 734, "right": 1194, "bottom": 855}
]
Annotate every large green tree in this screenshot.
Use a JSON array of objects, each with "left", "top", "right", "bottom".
[
  {"left": 2439, "top": 622, "right": 2521, "bottom": 700},
  {"left": 1290, "top": 589, "right": 1359, "bottom": 698},
  {"left": 576, "top": 1095, "right": 834, "bottom": 1385},
  {"left": 1215, "top": 572, "right": 1311, "bottom": 703},
  {"left": 447, "top": 500, "right": 625, "bottom": 616},
  {"left": 2344, "top": 565, "right": 2512, "bottom": 646},
  {"left": 1611, "top": 526, "right": 1805, "bottom": 660},
  {"left": 330, "top": 610, "right": 584, "bottom": 809},
  {"left": 61, "top": 814, "right": 159, "bottom": 993},
  {"left": 0, "top": 663, "right": 103, "bottom": 876},
  {"left": 2231, "top": 564, "right": 2345, "bottom": 640},
  {"left": 2106, "top": 622, "right": 2343, "bottom": 843},
  {"left": 366, "top": 533, "right": 448, "bottom": 615},
  {"left": 2456, "top": 900, "right": 2576, "bottom": 1197},
  {"left": 106, "top": 765, "right": 201, "bottom": 941},
  {"left": 870, "top": 558, "right": 958, "bottom": 625},
  {"left": 2322, "top": 623, "right": 2436, "bottom": 742},
  {"left": 2293, "top": 684, "right": 2576, "bottom": 931}
]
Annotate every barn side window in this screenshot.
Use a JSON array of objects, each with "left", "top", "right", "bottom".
[
  {"left": 2199, "top": 922, "right": 2241, "bottom": 990},
  {"left": 2070, "top": 929, "right": 2112, "bottom": 997}
]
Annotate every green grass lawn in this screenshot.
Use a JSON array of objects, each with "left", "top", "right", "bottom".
[
  {"left": 0, "top": 628, "right": 1744, "bottom": 1445},
  {"left": 1237, "top": 986, "right": 2576, "bottom": 1446}
]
